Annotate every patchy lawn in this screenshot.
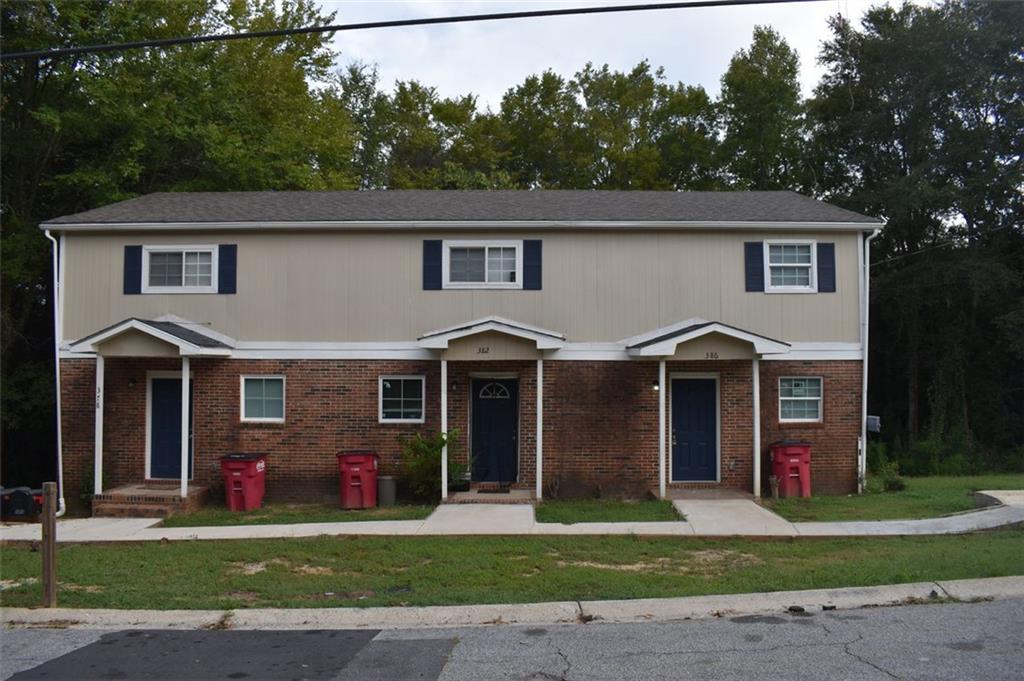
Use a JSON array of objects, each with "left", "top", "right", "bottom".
[
  {"left": 160, "top": 503, "right": 434, "bottom": 528},
  {"left": 764, "top": 474, "right": 1024, "bottom": 522},
  {"left": 2, "top": 530, "right": 1021, "bottom": 610},
  {"left": 535, "top": 499, "right": 681, "bottom": 524}
]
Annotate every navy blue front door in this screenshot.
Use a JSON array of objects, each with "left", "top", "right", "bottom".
[
  {"left": 471, "top": 379, "right": 518, "bottom": 483},
  {"left": 150, "top": 377, "right": 193, "bottom": 479},
  {"left": 671, "top": 378, "right": 717, "bottom": 481}
]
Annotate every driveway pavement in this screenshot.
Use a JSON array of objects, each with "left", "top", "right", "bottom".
[{"left": 1, "top": 491, "right": 1022, "bottom": 542}]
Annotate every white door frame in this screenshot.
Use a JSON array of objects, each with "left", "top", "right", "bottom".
[
  {"left": 668, "top": 372, "right": 721, "bottom": 483},
  {"left": 145, "top": 370, "right": 195, "bottom": 480}
]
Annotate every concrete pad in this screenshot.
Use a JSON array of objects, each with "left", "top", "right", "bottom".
[
  {"left": 417, "top": 504, "right": 535, "bottom": 534},
  {"left": 0, "top": 518, "right": 161, "bottom": 543},
  {"left": 133, "top": 519, "right": 427, "bottom": 542},
  {"left": 581, "top": 581, "right": 944, "bottom": 624},
  {"left": 671, "top": 499, "right": 797, "bottom": 536},
  {"left": 936, "top": 576, "right": 1024, "bottom": 601},
  {"left": 976, "top": 490, "right": 1024, "bottom": 507}
]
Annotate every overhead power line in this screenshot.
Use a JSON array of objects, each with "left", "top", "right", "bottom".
[{"left": 2, "top": 0, "right": 822, "bottom": 62}]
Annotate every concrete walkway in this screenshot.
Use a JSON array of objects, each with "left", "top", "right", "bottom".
[
  {"left": 1, "top": 491, "right": 1021, "bottom": 543},
  {"left": 4, "top": 576, "right": 1023, "bottom": 631}
]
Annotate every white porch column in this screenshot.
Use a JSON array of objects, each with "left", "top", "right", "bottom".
[
  {"left": 440, "top": 359, "right": 448, "bottom": 500},
  {"left": 658, "top": 359, "right": 666, "bottom": 499},
  {"left": 752, "top": 357, "right": 761, "bottom": 499},
  {"left": 535, "top": 358, "right": 544, "bottom": 501},
  {"left": 180, "top": 356, "right": 190, "bottom": 499},
  {"left": 93, "top": 355, "right": 104, "bottom": 496}
]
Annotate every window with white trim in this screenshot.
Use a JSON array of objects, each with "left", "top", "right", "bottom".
[
  {"left": 241, "top": 376, "right": 285, "bottom": 422},
  {"left": 779, "top": 377, "right": 822, "bottom": 422},
  {"left": 143, "top": 245, "right": 218, "bottom": 293},
  {"left": 380, "top": 376, "right": 425, "bottom": 423},
  {"left": 443, "top": 241, "right": 522, "bottom": 289},
  {"left": 765, "top": 241, "right": 816, "bottom": 292}
]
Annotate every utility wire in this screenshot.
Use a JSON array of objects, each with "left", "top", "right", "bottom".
[
  {"left": 877, "top": 224, "right": 1015, "bottom": 265},
  {"left": 1, "top": 0, "right": 822, "bottom": 62}
]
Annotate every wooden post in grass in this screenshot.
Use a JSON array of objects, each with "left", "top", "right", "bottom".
[{"left": 41, "top": 482, "right": 57, "bottom": 608}]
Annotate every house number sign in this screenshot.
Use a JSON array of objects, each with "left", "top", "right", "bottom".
[
  {"left": 477, "top": 346, "right": 490, "bottom": 354},
  {"left": 705, "top": 352, "right": 720, "bottom": 360}
]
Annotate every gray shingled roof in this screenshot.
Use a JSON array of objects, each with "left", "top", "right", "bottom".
[
  {"left": 43, "top": 190, "right": 880, "bottom": 226},
  {"left": 74, "top": 318, "right": 230, "bottom": 349}
]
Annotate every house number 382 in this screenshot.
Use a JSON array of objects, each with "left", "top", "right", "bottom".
[
  {"left": 477, "top": 346, "right": 490, "bottom": 354},
  {"left": 705, "top": 352, "right": 720, "bottom": 360}
]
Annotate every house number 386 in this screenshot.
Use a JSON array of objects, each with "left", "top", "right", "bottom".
[
  {"left": 705, "top": 352, "right": 720, "bottom": 360},
  {"left": 477, "top": 346, "right": 490, "bottom": 354}
]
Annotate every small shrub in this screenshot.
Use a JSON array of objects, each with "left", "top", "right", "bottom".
[
  {"left": 866, "top": 440, "right": 888, "bottom": 474},
  {"left": 879, "top": 461, "right": 906, "bottom": 492},
  {"left": 398, "top": 430, "right": 466, "bottom": 501}
]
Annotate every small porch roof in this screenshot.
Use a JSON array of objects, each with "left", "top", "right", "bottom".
[
  {"left": 624, "top": 318, "right": 790, "bottom": 357},
  {"left": 69, "top": 318, "right": 233, "bottom": 356},
  {"left": 418, "top": 316, "right": 565, "bottom": 350}
]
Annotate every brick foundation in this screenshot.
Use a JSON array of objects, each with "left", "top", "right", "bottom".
[{"left": 60, "top": 356, "right": 862, "bottom": 509}]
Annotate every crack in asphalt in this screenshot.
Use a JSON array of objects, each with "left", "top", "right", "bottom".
[{"left": 843, "top": 633, "right": 904, "bottom": 680}]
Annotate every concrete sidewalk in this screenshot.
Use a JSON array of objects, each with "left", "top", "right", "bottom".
[
  {"left": 1, "top": 491, "right": 1021, "bottom": 543},
  {"left": 3, "top": 576, "right": 1023, "bottom": 631}
]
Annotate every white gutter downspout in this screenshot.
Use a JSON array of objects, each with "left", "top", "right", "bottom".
[
  {"left": 43, "top": 230, "right": 67, "bottom": 517},
  {"left": 859, "top": 226, "right": 883, "bottom": 493}
]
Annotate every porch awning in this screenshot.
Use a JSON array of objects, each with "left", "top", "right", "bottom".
[
  {"left": 418, "top": 316, "right": 565, "bottom": 350},
  {"left": 624, "top": 318, "right": 790, "bottom": 357},
  {"left": 69, "top": 318, "right": 233, "bottom": 357}
]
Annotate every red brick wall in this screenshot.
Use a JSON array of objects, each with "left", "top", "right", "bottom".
[
  {"left": 60, "top": 356, "right": 862, "bottom": 504},
  {"left": 759, "top": 360, "right": 862, "bottom": 495}
]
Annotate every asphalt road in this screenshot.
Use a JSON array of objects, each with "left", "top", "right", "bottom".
[{"left": 3, "top": 598, "right": 1022, "bottom": 680}]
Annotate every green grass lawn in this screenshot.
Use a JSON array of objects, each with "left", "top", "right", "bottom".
[
  {"left": 764, "top": 474, "right": 1024, "bottom": 523},
  {"left": 2, "top": 530, "right": 1021, "bottom": 610},
  {"left": 160, "top": 503, "right": 435, "bottom": 528},
  {"left": 535, "top": 499, "right": 680, "bottom": 524}
]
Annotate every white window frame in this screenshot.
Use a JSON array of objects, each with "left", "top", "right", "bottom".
[
  {"left": 379, "top": 375, "right": 426, "bottom": 424},
  {"left": 142, "top": 244, "right": 219, "bottom": 294},
  {"left": 442, "top": 240, "right": 523, "bottom": 290},
  {"left": 764, "top": 240, "right": 817, "bottom": 293},
  {"left": 240, "top": 375, "right": 286, "bottom": 423},
  {"left": 778, "top": 376, "right": 823, "bottom": 423}
]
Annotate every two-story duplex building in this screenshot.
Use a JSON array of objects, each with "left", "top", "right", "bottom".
[{"left": 40, "top": 190, "right": 882, "bottom": 515}]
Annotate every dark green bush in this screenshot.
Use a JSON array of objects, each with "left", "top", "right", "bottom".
[
  {"left": 879, "top": 461, "right": 906, "bottom": 492},
  {"left": 398, "top": 430, "right": 466, "bottom": 501}
]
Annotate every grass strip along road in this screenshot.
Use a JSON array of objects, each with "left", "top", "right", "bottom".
[{"left": 2, "top": 530, "right": 1021, "bottom": 610}]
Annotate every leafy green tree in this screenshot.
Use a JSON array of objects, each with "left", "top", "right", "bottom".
[{"left": 719, "top": 26, "right": 805, "bottom": 189}]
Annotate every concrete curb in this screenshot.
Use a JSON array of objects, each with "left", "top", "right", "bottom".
[{"left": 4, "top": 576, "right": 1022, "bottom": 631}]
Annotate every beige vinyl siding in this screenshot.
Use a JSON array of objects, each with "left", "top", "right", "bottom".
[{"left": 62, "top": 230, "right": 862, "bottom": 344}]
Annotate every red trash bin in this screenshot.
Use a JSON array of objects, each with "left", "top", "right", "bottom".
[
  {"left": 220, "top": 454, "right": 267, "bottom": 511},
  {"left": 770, "top": 441, "right": 811, "bottom": 498},
  {"left": 337, "top": 451, "right": 378, "bottom": 509}
]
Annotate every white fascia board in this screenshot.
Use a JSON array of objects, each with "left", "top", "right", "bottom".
[
  {"left": 419, "top": 321, "right": 565, "bottom": 350},
  {"left": 419, "top": 315, "right": 564, "bottom": 341},
  {"left": 628, "top": 323, "right": 790, "bottom": 357},
  {"left": 69, "top": 319, "right": 200, "bottom": 355},
  {"left": 41, "top": 220, "right": 884, "bottom": 233}
]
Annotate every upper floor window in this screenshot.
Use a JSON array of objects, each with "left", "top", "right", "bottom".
[
  {"left": 779, "top": 377, "right": 823, "bottom": 422},
  {"left": 142, "top": 245, "right": 218, "bottom": 294},
  {"left": 764, "top": 241, "right": 817, "bottom": 293},
  {"left": 442, "top": 240, "right": 523, "bottom": 289}
]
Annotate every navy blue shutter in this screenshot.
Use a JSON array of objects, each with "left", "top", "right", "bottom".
[
  {"left": 523, "top": 240, "right": 542, "bottom": 290},
  {"left": 744, "top": 242, "right": 764, "bottom": 292},
  {"left": 123, "top": 245, "right": 142, "bottom": 294},
  {"left": 423, "top": 240, "right": 442, "bottom": 290},
  {"left": 218, "top": 244, "right": 237, "bottom": 294},
  {"left": 817, "top": 242, "right": 836, "bottom": 292}
]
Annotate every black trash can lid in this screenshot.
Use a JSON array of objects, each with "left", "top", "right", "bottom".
[{"left": 221, "top": 453, "right": 265, "bottom": 460}]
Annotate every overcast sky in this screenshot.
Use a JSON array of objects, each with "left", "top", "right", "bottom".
[{"left": 316, "top": 0, "right": 900, "bottom": 110}]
